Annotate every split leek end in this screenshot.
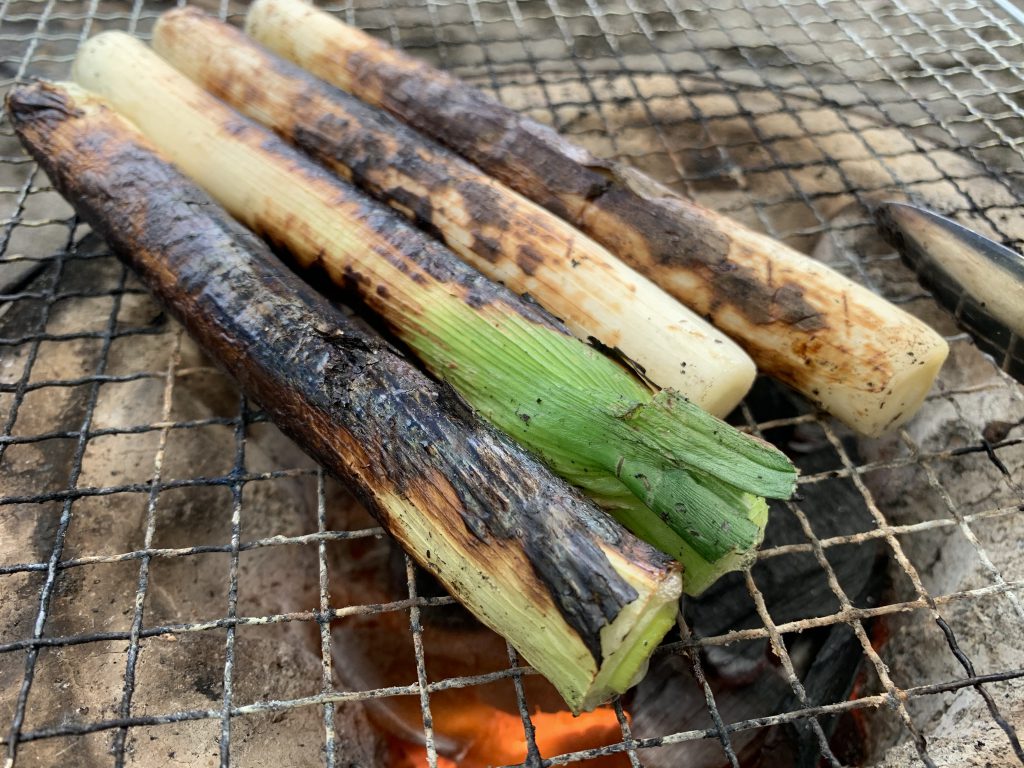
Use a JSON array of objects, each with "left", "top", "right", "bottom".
[
  {"left": 583, "top": 564, "right": 682, "bottom": 711},
  {"left": 620, "top": 389, "right": 797, "bottom": 500},
  {"left": 384, "top": 488, "right": 682, "bottom": 713}
]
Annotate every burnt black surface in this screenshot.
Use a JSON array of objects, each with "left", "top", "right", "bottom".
[
  {"left": 6, "top": 80, "right": 669, "bottom": 662},
  {"left": 350, "top": 45, "right": 607, "bottom": 223},
  {"left": 593, "top": 185, "right": 827, "bottom": 333}
]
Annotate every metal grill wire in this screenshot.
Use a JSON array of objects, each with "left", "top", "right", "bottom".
[{"left": 0, "top": 0, "right": 1023, "bottom": 766}]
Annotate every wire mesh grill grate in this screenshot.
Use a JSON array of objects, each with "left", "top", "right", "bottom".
[{"left": 1, "top": 0, "right": 1023, "bottom": 766}]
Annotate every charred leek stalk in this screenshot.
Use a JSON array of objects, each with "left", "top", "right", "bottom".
[
  {"left": 246, "top": 0, "right": 950, "bottom": 437},
  {"left": 7, "top": 79, "right": 684, "bottom": 712},
  {"left": 72, "top": 33, "right": 797, "bottom": 593},
  {"left": 150, "top": 8, "right": 755, "bottom": 417}
]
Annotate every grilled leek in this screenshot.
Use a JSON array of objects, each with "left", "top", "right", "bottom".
[{"left": 72, "top": 32, "right": 797, "bottom": 593}]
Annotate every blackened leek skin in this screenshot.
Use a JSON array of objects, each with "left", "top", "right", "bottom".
[
  {"left": 246, "top": 0, "right": 950, "bottom": 438},
  {"left": 6, "top": 80, "right": 682, "bottom": 713}
]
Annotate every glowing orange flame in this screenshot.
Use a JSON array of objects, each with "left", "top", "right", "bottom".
[{"left": 389, "top": 703, "right": 630, "bottom": 767}]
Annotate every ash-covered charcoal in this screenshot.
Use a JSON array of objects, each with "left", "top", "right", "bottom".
[{"left": 630, "top": 379, "right": 889, "bottom": 767}]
